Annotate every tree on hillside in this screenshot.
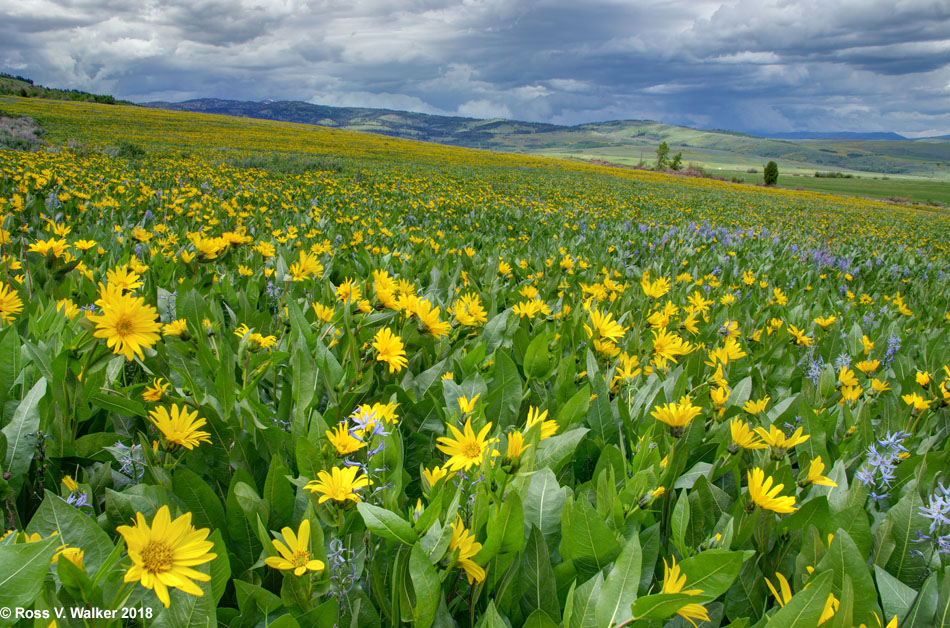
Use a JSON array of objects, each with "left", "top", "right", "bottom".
[
  {"left": 655, "top": 141, "right": 669, "bottom": 170},
  {"left": 670, "top": 152, "right": 683, "bottom": 171},
  {"left": 764, "top": 161, "right": 779, "bottom": 186}
]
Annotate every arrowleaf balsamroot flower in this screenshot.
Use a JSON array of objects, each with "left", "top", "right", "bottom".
[
  {"left": 0, "top": 281, "right": 24, "bottom": 324},
  {"left": 753, "top": 424, "right": 810, "bottom": 456},
  {"left": 651, "top": 328, "right": 693, "bottom": 370},
  {"left": 747, "top": 467, "right": 797, "bottom": 513},
  {"left": 660, "top": 557, "right": 709, "bottom": 627},
  {"left": 525, "top": 406, "right": 558, "bottom": 440},
  {"left": 142, "top": 377, "right": 170, "bottom": 402},
  {"left": 88, "top": 286, "right": 162, "bottom": 361},
  {"left": 584, "top": 306, "right": 626, "bottom": 344},
  {"left": 742, "top": 396, "right": 770, "bottom": 414},
  {"left": 306, "top": 466, "right": 372, "bottom": 504},
  {"left": 641, "top": 276, "right": 671, "bottom": 299},
  {"left": 372, "top": 327, "right": 408, "bottom": 373},
  {"left": 326, "top": 423, "right": 366, "bottom": 456},
  {"left": 661, "top": 556, "right": 702, "bottom": 595},
  {"left": 149, "top": 404, "right": 212, "bottom": 450},
  {"left": 265, "top": 520, "right": 325, "bottom": 576},
  {"left": 505, "top": 431, "right": 530, "bottom": 461},
  {"left": 651, "top": 396, "right": 702, "bottom": 436},
  {"left": 437, "top": 418, "right": 497, "bottom": 471},
  {"left": 788, "top": 324, "right": 813, "bottom": 347},
  {"left": 449, "top": 516, "right": 486, "bottom": 584},
  {"left": 457, "top": 393, "right": 480, "bottom": 415},
  {"left": 116, "top": 505, "right": 216, "bottom": 608},
  {"left": 421, "top": 465, "right": 453, "bottom": 489},
  {"left": 902, "top": 392, "right": 932, "bottom": 411},
  {"left": 729, "top": 418, "right": 767, "bottom": 452},
  {"left": 764, "top": 572, "right": 793, "bottom": 606},
  {"left": 802, "top": 456, "right": 837, "bottom": 487}
]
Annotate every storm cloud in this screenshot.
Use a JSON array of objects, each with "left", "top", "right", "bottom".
[{"left": 2, "top": 0, "right": 948, "bottom": 135}]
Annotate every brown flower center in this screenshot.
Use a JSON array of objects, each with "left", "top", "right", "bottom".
[
  {"left": 293, "top": 549, "right": 310, "bottom": 568},
  {"left": 141, "top": 540, "right": 173, "bottom": 573},
  {"left": 114, "top": 315, "right": 134, "bottom": 336},
  {"left": 462, "top": 441, "right": 482, "bottom": 460}
]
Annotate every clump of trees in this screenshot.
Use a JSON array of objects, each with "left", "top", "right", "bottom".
[{"left": 655, "top": 142, "right": 683, "bottom": 171}]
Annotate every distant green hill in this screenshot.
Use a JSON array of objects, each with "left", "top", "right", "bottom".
[
  {"left": 0, "top": 72, "right": 126, "bottom": 104},
  {"left": 144, "top": 98, "right": 950, "bottom": 178}
]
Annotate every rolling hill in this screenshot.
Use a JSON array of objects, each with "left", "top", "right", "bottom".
[{"left": 144, "top": 98, "right": 950, "bottom": 178}]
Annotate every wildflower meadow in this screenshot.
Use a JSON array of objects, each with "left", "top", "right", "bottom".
[{"left": 0, "top": 98, "right": 949, "bottom": 628}]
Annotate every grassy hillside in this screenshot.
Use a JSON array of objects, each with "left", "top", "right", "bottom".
[
  {"left": 146, "top": 98, "right": 950, "bottom": 180},
  {"left": 0, "top": 72, "right": 125, "bottom": 104}
]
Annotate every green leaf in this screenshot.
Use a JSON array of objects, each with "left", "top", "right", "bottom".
[
  {"left": 570, "top": 573, "right": 604, "bottom": 628},
  {"left": 235, "top": 580, "right": 283, "bottom": 615},
  {"left": 585, "top": 375, "right": 617, "bottom": 445},
  {"left": 556, "top": 386, "right": 590, "bottom": 428},
  {"left": 523, "top": 609, "right": 559, "bottom": 628},
  {"left": 105, "top": 484, "right": 170, "bottom": 528},
  {"left": 26, "top": 490, "right": 115, "bottom": 575},
  {"left": 292, "top": 344, "right": 319, "bottom": 427},
  {"left": 357, "top": 503, "right": 418, "bottom": 545},
  {"left": 595, "top": 533, "right": 641, "bottom": 627},
  {"left": 671, "top": 489, "right": 690, "bottom": 556},
  {"left": 0, "top": 325, "right": 20, "bottom": 406},
  {"left": 208, "top": 529, "right": 231, "bottom": 605},
  {"left": 905, "top": 572, "right": 939, "bottom": 628},
  {"left": 0, "top": 536, "right": 58, "bottom": 609},
  {"left": 524, "top": 332, "right": 553, "bottom": 380},
  {"left": 815, "top": 528, "right": 877, "bottom": 612},
  {"left": 476, "top": 491, "right": 524, "bottom": 561},
  {"left": 875, "top": 564, "right": 916, "bottom": 621},
  {"left": 226, "top": 470, "right": 262, "bottom": 576},
  {"left": 485, "top": 350, "right": 522, "bottom": 429},
  {"left": 408, "top": 543, "right": 441, "bottom": 628},
  {"left": 152, "top": 566, "right": 216, "bottom": 628},
  {"left": 234, "top": 481, "right": 268, "bottom": 527},
  {"left": 2, "top": 377, "right": 47, "bottom": 492},
  {"left": 534, "top": 428, "right": 589, "bottom": 474},
  {"left": 884, "top": 487, "right": 930, "bottom": 585},
  {"left": 89, "top": 390, "right": 146, "bottom": 417},
  {"left": 936, "top": 566, "right": 950, "bottom": 628},
  {"left": 522, "top": 467, "right": 564, "bottom": 542},
  {"left": 632, "top": 592, "right": 702, "bottom": 620},
  {"left": 521, "top": 526, "right": 560, "bottom": 622},
  {"left": 478, "top": 601, "right": 508, "bottom": 628},
  {"left": 763, "top": 570, "right": 833, "bottom": 628},
  {"left": 678, "top": 549, "right": 747, "bottom": 602},
  {"left": 483, "top": 310, "right": 510, "bottom": 355},
  {"left": 729, "top": 377, "right": 752, "bottom": 408},
  {"left": 560, "top": 497, "right": 620, "bottom": 573},
  {"left": 172, "top": 466, "right": 227, "bottom": 534},
  {"left": 267, "top": 616, "right": 302, "bottom": 628},
  {"left": 263, "top": 454, "right": 296, "bottom": 531}
]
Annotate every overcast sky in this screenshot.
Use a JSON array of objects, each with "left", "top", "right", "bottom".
[{"left": 2, "top": 0, "right": 949, "bottom": 136}]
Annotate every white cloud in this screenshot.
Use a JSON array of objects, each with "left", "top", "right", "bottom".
[{"left": 457, "top": 99, "right": 512, "bottom": 119}]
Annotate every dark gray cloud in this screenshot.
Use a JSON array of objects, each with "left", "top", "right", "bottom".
[{"left": 1, "top": 0, "right": 948, "bottom": 135}]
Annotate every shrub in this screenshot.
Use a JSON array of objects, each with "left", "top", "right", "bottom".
[
  {"left": 670, "top": 152, "right": 682, "bottom": 171},
  {"left": 115, "top": 141, "right": 147, "bottom": 159},
  {"left": 655, "top": 141, "right": 669, "bottom": 170},
  {"left": 763, "top": 161, "right": 779, "bottom": 185}
]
